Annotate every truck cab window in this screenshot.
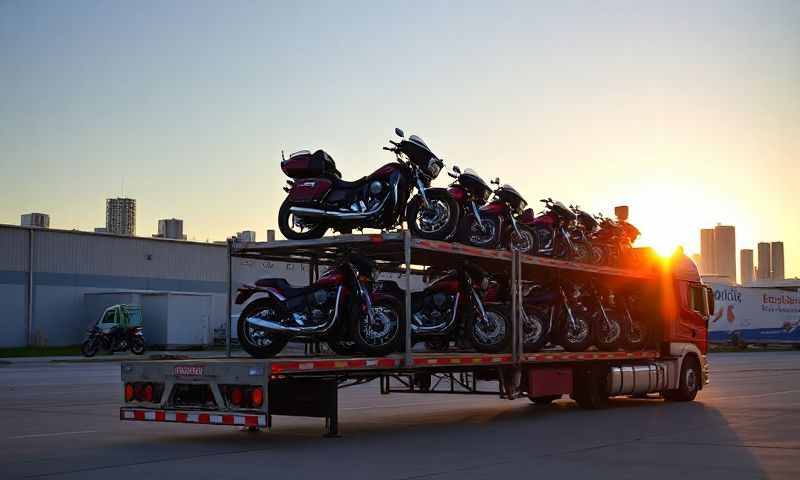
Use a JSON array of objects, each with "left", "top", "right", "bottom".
[
  {"left": 688, "top": 285, "right": 708, "bottom": 316},
  {"left": 101, "top": 310, "right": 116, "bottom": 324}
]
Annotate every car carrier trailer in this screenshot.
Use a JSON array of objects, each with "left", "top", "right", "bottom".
[{"left": 120, "top": 232, "right": 713, "bottom": 436}]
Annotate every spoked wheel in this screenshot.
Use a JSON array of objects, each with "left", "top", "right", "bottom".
[
  {"left": 467, "top": 305, "right": 512, "bottom": 353},
  {"left": 572, "top": 242, "right": 591, "bottom": 264},
  {"left": 509, "top": 226, "right": 539, "bottom": 255},
  {"left": 589, "top": 244, "right": 605, "bottom": 266},
  {"left": 278, "top": 199, "right": 327, "bottom": 240},
  {"left": 522, "top": 305, "right": 550, "bottom": 352},
  {"left": 237, "top": 298, "right": 290, "bottom": 358},
  {"left": 592, "top": 310, "right": 623, "bottom": 351},
  {"left": 406, "top": 192, "right": 460, "bottom": 241},
  {"left": 624, "top": 312, "right": 648, "bottom": 350},
  {"left": 352, "top": 299, "right": 402, "bottom": 356},
  {"left": 461, "top": 213, "right": 502, "bottom": 248},
  {"left": 555, "top": 305, "right": 593, "bottom": 352}
]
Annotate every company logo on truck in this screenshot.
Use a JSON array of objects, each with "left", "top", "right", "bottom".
[
  {"left": 174, "top": 365, "right": 205, "bottom": 377},
  {"left": 714, "top": 288, "right": 742, "bottom": 303}
]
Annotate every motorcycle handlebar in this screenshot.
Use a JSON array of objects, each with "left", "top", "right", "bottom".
[
  {"left": 382, "top": 146, "right": 397, "bottom": 152},
  {"left": 447, "top": 172, "right": 458, "bottom": 178}
]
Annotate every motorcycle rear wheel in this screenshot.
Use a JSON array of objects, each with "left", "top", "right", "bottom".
[
  {"left": 278, "top": 199, "right": 328, "bottom": 240},
  {"left": 237, "top": 298, "right": 290, "bottom": 358},
  {"left": 406, "top": 192, "right": 460, "bottom": 241},
  {"left": 81, "top": 338, "right": 99, "bottom": 357}
]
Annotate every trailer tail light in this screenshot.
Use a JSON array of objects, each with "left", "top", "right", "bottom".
[
  {"left": 125, "top": 383, "right": 134, "bottom": 402},
  {"left": 251, "top": 387, "right": 264, "bottom": 408},
  {"left": 143, "top": 384, "right": 154, "bottom": 402},
  {"left": 230, "top": 387, "right": 243, "bottom": 406}
]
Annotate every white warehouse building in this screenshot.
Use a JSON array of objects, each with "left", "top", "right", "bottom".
[{"left": 0, "top": 224, "right": 312, "bottom": 348}]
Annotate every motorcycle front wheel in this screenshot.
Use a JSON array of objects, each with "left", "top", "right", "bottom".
[
  {"left": 81, "top": 338, "right": 99, "bottom": 357},
  {"left": 509, "top": 226, "right": 539, "bottom": 255},
  {"left": 466, "top": 305, "right": 512, "bottom": 353},
  {"left": 278, "top": 199, "right": 328, "bottom": 240},
  {"left": 460, "top": 213, "right": 502, "bottom": 249},
  {"left": 522, "top": 304, "right": 550, "bottom": 352},
  {"left": 554, "top": 306, "right": 593, "bottom": 352},
  {"left": 237, "top": 298, "right": 290, "bottom": 358},
  {"left": 592, "top": 310, "right": 623, "bottom": 351},
  {"left": 352, "top": 298, "right": 403, "bottom": 356},
  {"left": 406, "top": 192, "right": 460, "bottom": 241}
]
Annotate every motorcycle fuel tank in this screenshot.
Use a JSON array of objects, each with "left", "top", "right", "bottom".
[
  {"left": 371, "top": 162, "right": 402, "bottom": 180},
  {"left": 532, "top": 212, "right": 556, "bottom": 227},
  {"left": 479, "top": 201, "right": 508, "bottom": 215},
  {"left": 317, "top": 270, "right": 345, "bottom": 287},
  {"left": 428, "top": 278, "right": 460, "bottom": 294},
  {"left": 447, "top": 186, "right": 467, "bottom": 202}
]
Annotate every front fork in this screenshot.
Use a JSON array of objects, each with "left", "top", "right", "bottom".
[
  {"left": 469, "top": 285, "right": 489, "bottom": 325},
  {"left": 470, "top": 201, "right": 486, "bottom": 232},
  {"left": 416, "top": 176, "right": 430, "bottom": 208},
  {"left": 559, "top": 286, "right": 579, "bottom": 331}
]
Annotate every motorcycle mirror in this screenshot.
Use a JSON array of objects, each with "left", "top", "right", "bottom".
[
  {"left": 452, "top": 165, "right": 461, "bottom": 174},
  {"left": 394, "top": 128, "right": 405, "bottom": 138},
  {"left": 491, "top": 177, "right": 500, "bottom": 185}
]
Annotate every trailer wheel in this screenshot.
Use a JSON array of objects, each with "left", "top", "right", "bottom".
[
  {"left": 571, "top": 366, "right": 609, "bottom": 409},
  {"left": 662, "top": 356, "right": 700, "bottom": 402}
]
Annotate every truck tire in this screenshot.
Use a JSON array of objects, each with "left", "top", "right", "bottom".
[
  {"left": 662, "top": 356, "right": 700, "bottom": 402},
  {"left": 529, "top": 395, "right": 561, "bottom": 405},
  {"left": 571, "top": 366, "right": 609, "bottom": 409}
]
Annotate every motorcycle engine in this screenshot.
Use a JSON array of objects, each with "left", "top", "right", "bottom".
[
  {"left": 414, "top": 293, "right": 455, "bottom": 327},
  {"left": 293, "top": 289, "right": 337, "bottom": 325}
]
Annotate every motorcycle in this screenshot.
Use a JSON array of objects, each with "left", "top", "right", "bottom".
[
  {"left": 608, "top": 291, "right": 648, "bottom": 349},
  {"left": 520, "top": 198, "right": 589, "bottom": 262},
  {"left": 568, "top": 205, "right": 605, "bottom": 265},
  {"left": 512, "top": 281, "right": 593, "bottom": 352},
  {"left": 81, "top": 324, "right": 145, "bottom": 357},
  {"left": 407, "top": 165, "right": 492, "bottom": 241},
  {"left": 460, "top": 178, "right": 538, "bottom": 254},
  {"left": 375, "top": 262, "right": 512, "bottom": 353},
  {"left": 235, "top": 253, "right": 402, "bottom": 358},
  {"left": 278, "top": 128, "right": 453, "bottom": 240},
  {"left": 592, "top": 213, "right": 641, "bottom": 267}
]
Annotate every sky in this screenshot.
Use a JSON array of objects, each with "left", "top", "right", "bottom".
[{"left": 1, "top": 1, "right": 799, "bottom": 279}]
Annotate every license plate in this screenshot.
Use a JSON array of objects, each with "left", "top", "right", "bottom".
[{"left": 174, "top": 365, "right": 205, "bottom": 377}]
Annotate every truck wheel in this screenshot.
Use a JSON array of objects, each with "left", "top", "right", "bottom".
[
  {"left": 663, "top": 356, "right": 700, "bottom": 402},
  {"left": 237, "top": 298, "right": 290, "bottom": 358},
  {"left": 529, "top": 395, "right": 561, "bottom": 405},
  {"left": 571, "top": 366, "right": 609, "bottom": 409}
]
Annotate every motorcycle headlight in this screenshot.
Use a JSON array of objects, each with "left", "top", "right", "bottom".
[
  {"left": 481, "top": 277, "right": 489, "bottom": 291},
  {"left": 427, "top": 158, "right": 442, "bottom": 178}
]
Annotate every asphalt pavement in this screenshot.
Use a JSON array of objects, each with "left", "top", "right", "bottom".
[{"left": 1, "top": 351, "right": 798, "bottom": 479}]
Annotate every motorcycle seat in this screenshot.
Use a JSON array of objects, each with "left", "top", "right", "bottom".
[
  {"left": 254, "top": 278, "right": 314, "bottom": 298},
  {"left": 332, "top": 176, "right": 370, "bottom": 189}
]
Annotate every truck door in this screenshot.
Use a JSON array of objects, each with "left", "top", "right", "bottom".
[{"left": 677, "top": 282, "right": 709, "bottom": 353}]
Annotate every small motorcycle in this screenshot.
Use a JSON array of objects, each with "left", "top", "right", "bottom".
[
  {"left": 81, "top": 325, "right": 145, "bottom": 357},
  {"left": 408, "top": 165, "right": 492, "bottom": 241},
  {"left": 235, "top": 253, "right": 402, "bottom": 358},
  {"left": 375, "top": 262, "right": 512, "bottom": 353},
  {"left": 278, "top": 128, "right": 453, "bottom": 240}
]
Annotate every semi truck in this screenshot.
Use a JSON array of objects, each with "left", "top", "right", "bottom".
[{"left": 120, "top": 233, "right": 713, "bottom": 436}]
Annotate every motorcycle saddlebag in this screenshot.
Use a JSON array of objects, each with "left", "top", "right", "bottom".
[
  {"left": 287, "top": 178, "right": 333, "bottom": 204},
  {"left": 281, "top": 150, "right": 341, "bottom": 179}
]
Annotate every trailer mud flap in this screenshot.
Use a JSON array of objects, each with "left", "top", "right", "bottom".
[
  {"left": 268, "top": 378, "right": 340, "bottom": 436},
  {"left": 527, "top": 367, "right": 572, "bottom": 398}
]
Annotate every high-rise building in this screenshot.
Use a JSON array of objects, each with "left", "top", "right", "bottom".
[
  {"left": 153, "top": 218, "right": 186, "bottom": 240},
  {"left": 106, "top": 198, "right": 136, "bottom": 236},
  {"left": 20, "top": 212, "right": 50, "bottom": 228},
  {"left": 771, "top": 241, "right": 785, "bottom": 280},
  {"left": 235, "top": 231, "right": 256, "bottom": 243},
  {"left": 699, "top": 228, "right": 716, "bottom": 274},
  {"left": 713, "top": 225, "right": 736, "bottom": 283},
  {"left": 740, "top": 249, "right": 754, "bottom": 284},
  {"left": 757, "top": 242, "right": 771, "bottom": 280}
]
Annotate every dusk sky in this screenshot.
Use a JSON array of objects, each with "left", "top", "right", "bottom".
[{"left": 2, "top": 1, "right": 799, "bottom": 278}]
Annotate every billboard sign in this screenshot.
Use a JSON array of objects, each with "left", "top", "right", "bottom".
[{"left": 708, "top": 283, "right": 800, "bottom": 344}]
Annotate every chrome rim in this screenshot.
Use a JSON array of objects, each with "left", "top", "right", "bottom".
[
  {"left": 244, "top": 307, "right": 279, "bottom": 347},
  {"left": 597, "top": 315, "right": 621, "bottom": 345},
  {"left": 510, "top": 230, "right": 535, "bottom": 253},
  {"left": 523, "top": 308, "right": 545, "bottom": 344},
  {"left": 289, "top": 213, "right": 320, "bottom": 234},
  {"left": 566, "top": 315, "right": 590, "bottom": 344},
  {"left": 473, "top": 311, "right": 507, "bottom": 346},
  {"left": 686, "top": 367, "right": 698, "bottom": 392},
  {"left": 360, "top": 305, "right": 399, "bottom": 346},
  {"left": 628, "top": 319, "right": 644, "bottom": 344},
  {"left": 416, "top": 200, "right": 452, "bottom": 234},
  {"left": 469, "top": 218, "right": 497, "bottom": 245}
]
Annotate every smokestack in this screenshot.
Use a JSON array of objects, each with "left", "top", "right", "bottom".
[{"left": 267, "top": 229, "right": 276, "bottom": 242}]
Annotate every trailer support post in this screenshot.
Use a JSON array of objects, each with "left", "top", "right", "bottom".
[
  {"left": 404, "top": 230, "right": 413, "bottom": 368},
  {"left": 226, "top": 238, "right": 233, "bottom": 358},
  {"left": 511, "top": 250, "right": 519, "bottom": 364}
]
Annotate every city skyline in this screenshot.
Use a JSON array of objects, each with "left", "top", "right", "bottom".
[{"left": 2, "top": 1, "right": 800, "bottom": 276}]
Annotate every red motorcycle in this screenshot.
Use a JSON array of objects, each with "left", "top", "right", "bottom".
[
  {"left": 592, "top": 213, "right": 641, "bottom": 266},
  {"left": 278, "top": 128, "right": 453, "bottom": 240},
  {"left": 518, "top": 198, "right": 591, "bottom": 262},
  {"left": 235, "top": 254, "right": 402, "bottom": 358},
  {"left": 460, "top": 179, "right": 538, "bottom": 254}
]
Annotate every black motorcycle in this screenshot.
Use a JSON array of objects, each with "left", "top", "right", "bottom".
[
  {"left": 81, "top": 325, "right": 146, "bottom": 357},
  {"left": 460, "top": 179, "right": 537, "bottom": 254},
  {"left": 278, "top": 128, "right": 455, "bottom": 240},
  {"left": 513, "top": 281, "right": 593, "bottom": 352}
]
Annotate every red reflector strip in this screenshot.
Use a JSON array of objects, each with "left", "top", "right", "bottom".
[{"left": 120, "top": 409, "right": 267, "bottom": 428}]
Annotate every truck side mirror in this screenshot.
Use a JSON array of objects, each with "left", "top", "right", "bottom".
[{"left": 705, "top": 286, "right": 715, "bottom": 317}]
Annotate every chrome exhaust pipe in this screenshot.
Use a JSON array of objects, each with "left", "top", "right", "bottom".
[
  {"left": 289, "top": 187, "right": 394, "bottom": 220},
  {"left": 245, "top": 316, "right": 330, "bottom": 334}
]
